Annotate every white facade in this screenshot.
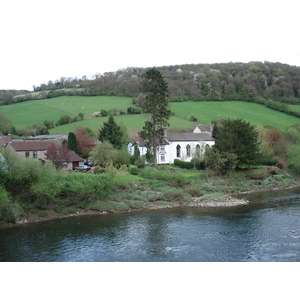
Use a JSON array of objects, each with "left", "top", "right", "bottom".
[
  {"left": 128, "top": 128, "right": 215, "bottom": 165},
  {"left": 156, "top": 139, "right": 215, "bottom": 165}
]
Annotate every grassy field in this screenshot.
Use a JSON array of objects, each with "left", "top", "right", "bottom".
[
  {"left": 171, "top": 101, "right": 300, "bottom": 129},
  {"left": 1, "top": 96, "right": 300, "bottom": 134},
  {"left": 289, "top": 104, "right": 300, "bottom": 112}
]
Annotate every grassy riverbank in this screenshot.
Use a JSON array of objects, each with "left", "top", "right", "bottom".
[{"left": 1, "top": 164, "right": 299, "bottom": 228}]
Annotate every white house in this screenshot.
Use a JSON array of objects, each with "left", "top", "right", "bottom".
[{"left": 128, "top": 126, "right": 215, "bottom": 165}]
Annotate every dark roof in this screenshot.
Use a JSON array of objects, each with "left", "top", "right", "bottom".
[
  {"left": 0, "top": 136, "right": 12, "bottom": 147},
  {"left": 166, "top": 132, "right": 214, "bottom": 142},
  {"left": 9, "top": 141, "right": 54, "bottom": 151},
  {"left": 68, "top": 151, "right": 84, "bottom": 162}
]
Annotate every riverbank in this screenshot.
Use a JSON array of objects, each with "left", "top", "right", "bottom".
[
  {"left": 3, "top": 184, "right": 299, "bottom": 229},
  {"left": 1, "top": 167, "right": 300, "bottom": 229}
]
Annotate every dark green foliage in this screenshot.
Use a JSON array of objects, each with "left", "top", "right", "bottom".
[
  {"left": 101, "top": 109, "right": 108, "bottom": 116},
  {"left": 98, "top": 115, "right": 124, "bottom": 150},
  {"left": 127, "top": 107, "right": 142, "bottom": 114},
  {"left": 43, "top": 119, "right": 55, "bottom": 129},
  {"left": 213, "top": 118, "right": 260, "bottom": 166},
  {"left": 174, "top": 159, "right": 194, "bottom": 170},
  {"left": 56, "top": 114, "right": 73, "bottom": 125},
  {"left": 140, "top": 68, "right": 171, "bottom": 167},
  {"left": 68, "top": 132, "right": 78, "bottom": 153}
]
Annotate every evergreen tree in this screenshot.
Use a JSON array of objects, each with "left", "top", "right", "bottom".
[
  {"left": 98, "top": 115, "right": 124, "bottom": 150},
  {"left": 213, "top": 118, "right": 260, "bottom": 166},
  {"left": 68, "top": 132, "right": 78, "bottom": 154},
  {"left": 140, "top": 68, "right": 171, "bottom": 167}
]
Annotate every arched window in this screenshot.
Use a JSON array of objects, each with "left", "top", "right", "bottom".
[
  {"left": 176, "top": 145, "right": 181, "bottom": 158},
  {"left": 196, "top": 144, "right": 201, "bottom": 156},
  {"left": 186, "top": 144, "right": 191, "bottom": 157}
]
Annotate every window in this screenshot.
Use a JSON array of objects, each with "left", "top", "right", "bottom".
[
  {"left": 176, "top": 145, "right": 181, "bottom": 158},
  {"left": 25, "top": 151, "right": 30, "bottom": 158},
  {"left": 161, "top": 154, "right": 165, "bottom": 162},
  {"left": 160, "top": 146, "right": 166, "bottom": 162},
  {"left": 186, "top": 144, "right": 191, "bottom": 157},
  {"left": 33, "top": 151, "right": 37, "bottom": 158},
  {"left": 196, "top": 144, "right": 201, "bottom": 156}
]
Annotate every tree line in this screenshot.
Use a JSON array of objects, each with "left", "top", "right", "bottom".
[{"left": 2, "top": 62, "right": 300, "bottom": 106}]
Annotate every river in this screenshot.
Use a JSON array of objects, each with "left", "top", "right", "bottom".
[{"left": 1, "top": 187, "right": 300, "bottom": 262}]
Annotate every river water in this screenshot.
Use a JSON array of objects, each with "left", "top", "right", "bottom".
[{"left": 1, "top": 187, "right": 300, "bottom": 262}]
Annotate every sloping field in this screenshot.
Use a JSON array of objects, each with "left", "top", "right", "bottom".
[
  {"left": 289, "top": 104, "right": 300, "bottom": 112},
  {"left": 171, "top": 101, "right": 300, "bottom": 129},
  {"left": 1, "top": 96, "right": 300, "bottom": 134}
]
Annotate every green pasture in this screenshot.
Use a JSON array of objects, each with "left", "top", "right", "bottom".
[
  {"left": 0, "top": 101, "right": 74, "bottom": 129},
  {"left": 49, "top": 114, "right": 194, "bottom": 134},
  {"left": 1, "top": 96, "right": 300, "bottom": 135},
  {"left": 171, "top": 101, "right": 300, "bottom": 129},
  {"left": 289, "top": 104, "right": 300, "bottom": 112}
]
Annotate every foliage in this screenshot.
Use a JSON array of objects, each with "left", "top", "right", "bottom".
[
  {"left": 287, "top": 145, "right": 300, "bottom": 174},
  {"left": 0, "top": 111, "right": 14, "bottom": 134},
  {"left": 89, "top": 142, "right": 130, "bottom": 167},
  {"left": 100, "top": 109, "right": 108, "bottom": 116},
  {"left": 74, "top": 126, "right": 95, "bottom": 157},
  {"left": 174, "top": 159, "right": 195, "bottom": 170},
  {"left": 129, "top": 165, "right": 138, "bottom": 175},
  {"left": 45, "top": 143, "right": 71, "bottom": 169},
  {"left": 213, "top": 118, "right": 260, "bottom": 166},
  {"left": 140, "top": 68, "right": 171, "bottom": 167},
  {"left": 98, "top": 115, "right": 125, "bottom": 150},
  {"left": 43, "top": 119, "right": 55, "bottom": 129},
  {"left": 0, "top": 185, "right": 22, "bottom": 222},
  {"left": 56, "top": 114, "right": 73, "bottom": 126},
  {"left": 68, "top": 132, "right": 78, "bottom": 153},
  {"left": 140, "top": 167, "right": 187, "bottom": 187}
]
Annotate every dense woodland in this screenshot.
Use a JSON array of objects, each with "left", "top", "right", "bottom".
[{"left": 1, "top": 62, "right": 300, "bottom": 106}]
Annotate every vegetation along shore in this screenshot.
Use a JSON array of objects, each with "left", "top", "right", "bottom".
[{"left": 2, "top": 64, "right": 300, "bottom": 228}]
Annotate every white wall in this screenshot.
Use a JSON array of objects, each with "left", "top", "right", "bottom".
[{"left": 157, "top": 140, "right": 215, "bottom": 165}]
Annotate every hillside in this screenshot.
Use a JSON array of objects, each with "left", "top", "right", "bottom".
[
  {"left": 2, "top": 96, "right": 300, "bottom": 136},
  {"left": 1, "top": 62, "right": 300, "bottom": 106}
]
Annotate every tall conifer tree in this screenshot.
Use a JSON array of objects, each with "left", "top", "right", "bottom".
[{"left": 140, "top": 68, "right": 171, "bottom": 167}]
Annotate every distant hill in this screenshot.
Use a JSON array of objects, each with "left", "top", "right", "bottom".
[{"left": 2, "top": 61, "right": 300, "bottom": 121}]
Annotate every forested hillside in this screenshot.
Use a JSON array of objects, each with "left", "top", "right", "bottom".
[{"left": 1, "top": 61, "right": 300, "bottom": 111}]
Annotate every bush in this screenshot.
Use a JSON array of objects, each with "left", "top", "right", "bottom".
[
  {"left": 93, "top": 166, "right": 105, "bottom": 174},
  {"left": 130, "top": 166, "right": 138, "bottom": 175},
  {"left": 0, "top": 185, "right": 22, "bottom": 222},
  {"left": 101, "top": 109, "right": 108, "bottom": 116},
  {"left": 174, "top": 159, "right": 194, "bottom": 170}
]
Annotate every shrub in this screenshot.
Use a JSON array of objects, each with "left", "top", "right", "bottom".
[
  {"left": 100, "top": 109, "right": 108, "bottom": 116},
  {"left": 0, "top": 185, "right": 22, "bottom": 222},
  {"left": 130, "top": 166, "right": 138, "bottom": 175},
  {"left": 94, "top": 166, "right": 105, "bottom": 174},
  {"left": 245, "top": 169, "right": 268, "bottom": 180},
  {"left": 174, "top": 159, "right": 194, "bottom": 170}
]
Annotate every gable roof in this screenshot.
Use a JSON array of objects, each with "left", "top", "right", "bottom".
[
  {"left": 68, "top": 151, "right": 84, "bottom": 162},
  {"left": 8, "top": 141, "right": 54, "bottom": 151}
]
